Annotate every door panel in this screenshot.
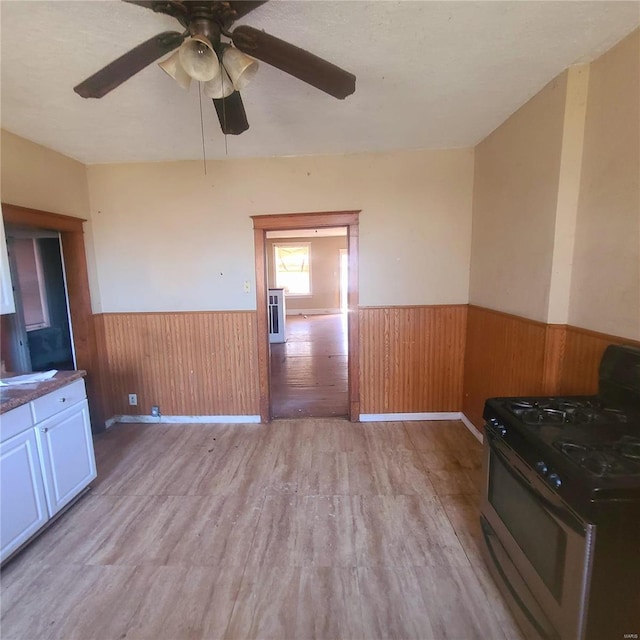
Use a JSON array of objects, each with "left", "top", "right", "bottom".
[
  {"left": 36, "top": 400, "right": 97, "bottom": 516},
  {"left": 0, "top": 429, "right": 48, "bottom": 562}
]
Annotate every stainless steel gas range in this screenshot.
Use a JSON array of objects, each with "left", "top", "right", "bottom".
[{"left": 480, "top": 344, "right": 640, "bottom": 640}]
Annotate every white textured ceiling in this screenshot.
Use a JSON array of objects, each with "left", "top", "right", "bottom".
[{"left": 1, "top": 1, "right": 639, "bottom": 164}]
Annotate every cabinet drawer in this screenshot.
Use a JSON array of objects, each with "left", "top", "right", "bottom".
[
  {"left": 0, "top": 403, "right": 33, "bottom": 443},
  {"left": 30, "top": 379, "right": 87, "bottom": 424}
]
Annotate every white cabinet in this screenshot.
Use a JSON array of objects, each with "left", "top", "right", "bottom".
[
  {"left": 0, "top": 429, "right": 49, "bottom": 560},
  {"left": 36, "top": 400, "right": 96, "bottom": 516},
  {"left": 0, "top": 205, "right": 16, "bottom": 315},
  {"left": 0, "top": 378, "right": 96, "bottom": 563}
]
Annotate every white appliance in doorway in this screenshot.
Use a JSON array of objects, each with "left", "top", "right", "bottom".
[{"left": 268, "top": 288, "right": 286, "bottom": 343}]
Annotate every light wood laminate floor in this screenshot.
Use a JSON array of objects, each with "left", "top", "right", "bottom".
[
  {"left": 270, "top": 314, "right": 348, "bottom": 419},
  {"left": 1, "top": 419, "right": 524, "bottom": 640}
]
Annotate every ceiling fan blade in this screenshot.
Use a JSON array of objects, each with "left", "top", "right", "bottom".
[
  {"left": 122, "top": 0, "right": 188, "bottom": 24},
  {"left": 227, "top": 1, "right": 269, "bottom": 20},
  {"left": 232, "top": 25, "right": 355, "bottom": 99},
  {"left": 74, "top": 31, "right": 185, "bottom": 98},
  {"left": 213, "top": 91, "right": 249, "bottom": 135},
  {"left": 121, "top": 1, "right": 157, "bottom": 8}
]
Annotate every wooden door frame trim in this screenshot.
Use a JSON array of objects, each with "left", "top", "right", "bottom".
[
  {"left": 1, "top": 202, "right": 103, "bottom": 425},
  {"left": 252, "top": 210, "right": 360, "bottom": 422}
]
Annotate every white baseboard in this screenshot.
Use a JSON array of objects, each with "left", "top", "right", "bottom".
[
  {"left": 460, "top": 413, "right": 484, "bottom": 443},
  {"left": 104, "top": 412, "right": 483, "bottom": 442},
  {"left": 105, "top": 414, "right": 261, "bottom": 427},
  {"left": 359, "top": 411, "right": 483, "bottom": 443},
  {"left": 286, "top": 308, "right": 343, "bottom": 316},
  {"left": 359, "top": 412, "right": 462, "bottom": 422}
]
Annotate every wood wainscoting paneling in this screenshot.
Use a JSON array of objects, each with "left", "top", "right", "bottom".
[
  {"left": 359, "top": 305, "right": 467, "bottom": 414},
  {"left": 463, "top": 305, "right": 640, "bottom": 428},
  {"left": 462, "top": 306, "right": 548, "bottom": 429},
  {"left": 558, "top": 326, "right": 640, "bottom": 395},
  {"left": 95, "top": 311, "right": 259, "bottom": 420}
]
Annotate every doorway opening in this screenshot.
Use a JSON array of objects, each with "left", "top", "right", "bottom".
[
  {"left": 1, "top": 203, "right": 99, "bottom": 424},
  {"left": 267, "top": 228, "right": 348, "bottom": 418},
  {"left": 252, "top": 211, "right": 360, "bottom": 423},
  {"left": 3, "top": 226, "right": 75, "bottom": 372}
]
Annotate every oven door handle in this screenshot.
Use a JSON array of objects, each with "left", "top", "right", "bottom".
[{"left": 487, "top": 432, "right": 586, "bottom": 534}]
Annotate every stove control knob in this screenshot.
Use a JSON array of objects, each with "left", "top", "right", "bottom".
[
  {"left": 487, "top": 418, "right": 506, "bottom": 436},
  {"left": 547, "top": 473, "right": 562, "bottom": 489},
  {"left": 535, "top": 461, "right": 548, "bottom": 476},
  {"left": 495, "top": 424, "right": 507, "bottom": 437}
]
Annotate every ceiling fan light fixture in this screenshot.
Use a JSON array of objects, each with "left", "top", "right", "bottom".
[
  {"left": 203, "top": 65, "right": 235, "bottom": 99},
  {"left": 158, "top": 50, "right": 192, "bottom": 90},
  {"left": 222, "top": 47, "right": 259, "bottom": 91},
  {"left": 179, "top": 35, "right": 219, "bottom": 82}
]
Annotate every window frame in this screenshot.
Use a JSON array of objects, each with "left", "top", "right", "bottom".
[
  {"left": 273, "top": 242, "right": 312, "bottom": 297},
  {"left": 13, "top": 237, "right": 51, "bottom": 332}
]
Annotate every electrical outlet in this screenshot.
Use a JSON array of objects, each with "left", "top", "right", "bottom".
[
  {"left": 151, "top": 405, "right": 160, "bottom": 417},
  {"left": 243, "top": 280, "right": 251, "bottom": 293},
  {"left": 128, "top": 393, "right": 137, "bottom": 406}
]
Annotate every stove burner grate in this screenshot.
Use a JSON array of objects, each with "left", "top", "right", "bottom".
[
  {"left": 507, "top": 398, "right": 631, "bottom": 426},
  {"left": 615, "top": 436, "right": 640, "bottom": 461},
  {"left": 521, "top": 408, "right": 565, "bottom": 425},
  {"left": 555, "top": 439, "right": 640, "bottom": 476}
]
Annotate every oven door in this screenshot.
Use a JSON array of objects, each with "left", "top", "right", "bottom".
[{"left": 480, "top": 428, "right": 596, "bottom": 640}]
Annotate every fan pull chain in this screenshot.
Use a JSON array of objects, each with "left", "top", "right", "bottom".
[
  {"left": 219, "top": 58, "right": 229, "bottom": 157},
  {"left": 197, "top": 81, "right": 207, "bottom": 175}
]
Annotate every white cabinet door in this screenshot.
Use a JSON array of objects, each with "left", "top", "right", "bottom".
[
  {"left": 0, "top": 429, "right": 48, "bottom": 562},
  {"left": 36, "top": 400, "right": 97, "bottom": 516},
  {"left": 0, "top": 205, "right": 16, "bottom": 315}
]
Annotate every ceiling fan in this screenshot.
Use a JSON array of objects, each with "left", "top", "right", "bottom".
[{"left": 73, "top": 0, "right": 356, "bottom": 135}]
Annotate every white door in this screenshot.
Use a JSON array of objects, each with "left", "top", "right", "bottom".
[
  {"left": 0, "top": 429, "right": 48, "bottom": 562},
  {"left": 36, "top": 400, "right": 97, "bottom": 516},
  {"left": 0, "top": 206, "right": 16, "bottom": 314}
]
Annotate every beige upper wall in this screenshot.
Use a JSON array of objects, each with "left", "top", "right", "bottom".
[
  {"left": 266, "top": 235, "right": 347, "bottom": 312},
  {"left": 569, "top": 29, "right": 640, "bottom": 340},
  {"left": 469, "top": 27, "right": 639, "bottom": 338},
  {"left": 1, "top": 130, "right": 90, "bottom": 217},
  {"left": 0, "top": 130, "right": 103, "bottom": 310},
  {"left": 86, "top": 149, "right": 474, "bottom": 313},
  {"left": 469, "top": 72, "right": 568, "bottom": 322}
]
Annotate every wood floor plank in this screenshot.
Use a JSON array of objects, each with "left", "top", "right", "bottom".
[
  {"left": 0, "top": 419, "right": 525, "bottom": 640},
  {"left": 224, "top": 565, "right": 303, "bottom": 639},
  {"left": 227, "top": 568, "right": 362, "bottom": 640},
  {"left": 124, "top": 566, "right": 242, "bottom": 640},
  {"left": 358, "top": 564, "right": 438, "bottom": 639},
  {"left": 413, "top": 564, "right": 511, "bottom": 640},
  {"left": 438, "top": 494, "right": 526, "bottom": 640},
  {"left": 270, "top": 314, "right": 349, "bottom": 418},
  {"left": 1, "top": 564, "right": 135, "bottom": 640},
  {"left": 363, "top": 421, "right": 418, "bottom": 451},
  {"left": 349, "top": 448, "right": 438, "bottom": 496},
  {"left": 420, "top": 457, "right": 482, "bottom": 497},
  {"left": 295, "top": 567, "right": 363, "bottom": 640}
]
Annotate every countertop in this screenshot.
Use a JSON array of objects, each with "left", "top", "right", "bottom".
[{"left": 0, "top": 370, "right": 86, "bottom": 415}]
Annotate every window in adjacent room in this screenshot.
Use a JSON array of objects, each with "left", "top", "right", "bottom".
[
  {"left": 12, "top": 238, "right": 50, "bottom": 331},
  {"left": 273, "top": 243, "right": 311, "bottom": 295}
]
